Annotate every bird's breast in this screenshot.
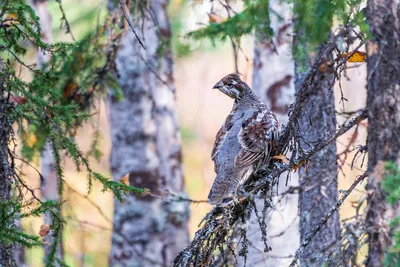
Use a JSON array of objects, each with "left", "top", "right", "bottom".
[{"left": 214, "top": 108, "right": 256, "bottom": 172}]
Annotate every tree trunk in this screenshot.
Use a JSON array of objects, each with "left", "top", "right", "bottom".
[
  {"left": 29, "top": 0, "right": 60, "bottom": 260},
  {"left": 0, "top": 62, "right": 17, "bottom": 267},
  {"left": 366, "top": 0, "right": 400, "bottom": 265},
  {"left": 245, "top": 0, "right": 299, "bottom": 264},
  {"left": 295, "top": 46, "right": 341, "bottom": 266},
  {"left": 30, "top": 0, "right": 52, "bottom": 65},
  {"left": 107, "top": 1, "right": 189, "bottom": 266}
]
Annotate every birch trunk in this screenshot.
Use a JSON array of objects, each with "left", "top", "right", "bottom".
[
  {"left": 366, "top": 0, "right": 400, "bottom": 265},
  {"left": 29, "top": 0, "right": 60, "bottom": 259},
  {"left": 295, "top": 45, "right": 341, "bottom": 266},
  {"left": 107, "top": 1, "right": 189, "bottom": 266},
  {"left": 245, "top": 0, "right": 299, "bottom": 265}
]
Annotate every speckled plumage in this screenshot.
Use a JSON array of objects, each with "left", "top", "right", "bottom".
[{"left": 208, "top": 74, "right": 279, "bottom": 205}]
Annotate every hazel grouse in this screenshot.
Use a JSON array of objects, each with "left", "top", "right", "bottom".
[{"left": 208, "top": 73, "right": 279, "bottom": 206}]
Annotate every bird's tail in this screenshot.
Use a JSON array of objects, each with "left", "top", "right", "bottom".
[{"left": 207, "top": 177, "right": 236, "bottom": 206}]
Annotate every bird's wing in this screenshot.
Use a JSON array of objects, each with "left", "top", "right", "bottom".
[
  {"left": 234, "top": 107, "right": 279, "bottom": 169},
  {"left": 211, "top": 113, "right": 234, "bottom": 162}
]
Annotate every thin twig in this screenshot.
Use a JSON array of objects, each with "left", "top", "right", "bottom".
[
  {"left": 57, "top": 0, "right": 76, "bottom": 41},
  {"left": 0, "top": 45, "right": 36, "bottom": 71},
  {"left": 119, "top": 0, "right": 146, "bottom": 50},
  {"left": 66, "top": 183, "right": 112, "bottom": 224},
  {"left": 334, "top": 41, "right": 366, "bottom": 72},
  {"left": 165, "top": 191, "right": 209, "bottom": 204},
  {"left": 288, "top": 172, "right": 369, "bottom": 267},
  {"left": 254, "top": 110, "right": 368, "bottom": 193},
  {"left": 11, "top": 152, "right": 44, "bottom": 182}
]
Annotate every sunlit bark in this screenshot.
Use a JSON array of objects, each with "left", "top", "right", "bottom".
[{"left": 107, "top": 1, "right": 189, "bottom": 266}]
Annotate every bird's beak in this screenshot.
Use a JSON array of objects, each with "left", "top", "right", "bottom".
[{"left": 213, "top": 81, "right": 223, "bottom": 89}]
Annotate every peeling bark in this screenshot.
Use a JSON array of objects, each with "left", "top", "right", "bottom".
[
  {"left": 245, "top": 0, "right": 299, "bottom": 265},
  {"left": 366, "top": 0, "right": 400, "bottom": 265},
  {"left": 295, "top": 46, "right": 341, "bottom": 266},
  {"left": 108, "top": 1, "right": 189, "bottom": 266}
]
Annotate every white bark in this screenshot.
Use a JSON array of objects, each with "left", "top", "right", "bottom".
[
  {"left": 29, "top": 0, "right": 59, "bottom": 259},
  {"left": 108, "top": 1, "right": 189, "bottom": 266},
  {"left": 32, "top": 0, "right": 52, "bottom": 65},
  {"left": 245, "top": 1, "right": 299, "bottom": 265}
]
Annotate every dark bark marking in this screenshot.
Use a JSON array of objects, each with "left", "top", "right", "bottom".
[
  {"left": 266, "top": 74, "right": 292, "bottom": 114},
  {"left": 276, "top": 23, "right": 291, "bottom": 46},
  {"left": 129, "top": 170, "right": 160, "bottom": 198}
]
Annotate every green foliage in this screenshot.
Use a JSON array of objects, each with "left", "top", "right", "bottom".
[
  {"left": 293, "top": 0, "right": 346, "bottom": 45},
  {"left": 0, "top": 199, "right": 65, "bottom": 265},
  {"left": 349, "top": 0, "right": 370, "bottom": 38},
  {"left": 186, "top": 0, "right": 368, "bottom": 68},
  {"left": 383, "top": 162, "right": 400, "bottom": 205},
  {"left": 382, "top": 162, "right": 400, "bottom": 266},
  {"left": 0, "top": 200, "right": 42, "bottom": 248},
  {"left": 86, "top": 130, "right": 104, "bottom": 162},
  {"left": 187, "top": 0, "right": 272, "bottom": 43},
  {"left": 0, "top": 0, "right": 145, "bottom": 264},
  {"left": 0, "top": 1, "right": 49, "bottom": 55},
  {"left": 292, "top": 0, "right": 368, "bottom": 66}
]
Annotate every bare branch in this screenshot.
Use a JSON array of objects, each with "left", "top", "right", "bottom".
[
  {"left": 66, "top": 183, "right": 112, "bottom": 224},
  {"left": 288, "top": 171, "right": 369, "bottom": 267},
  {"left": 56, "top": 0, "right": 76, "bottom": 41},
  {"left": 0, "top": 45, "right": 36, "bottom": 71},
  {"left": 119, "top": 0, "right": 146, "bottom": 50}
]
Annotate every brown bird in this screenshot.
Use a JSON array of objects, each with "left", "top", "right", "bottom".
[{"left": 208, "top": 74, "right": 279, "bottom": 206}]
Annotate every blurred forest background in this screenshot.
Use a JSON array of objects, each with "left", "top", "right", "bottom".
[
  {"left": 19, "top": 0, "right": 367, "bottom": 266},
  {"left": 0, "top": 0, "right": 400, "bottom": 267},
  {"left": 20, "top": 1, "right": 263, "bottom": 265}
]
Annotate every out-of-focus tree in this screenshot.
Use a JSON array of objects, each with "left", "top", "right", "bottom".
[
  {"left": 0, "top": 1, "right": 145, "bottom": 266},
  {"left": 29, "top": 0, "right": 62, "bottom": 260},
  {"left": 107, "top": 1, "right": 189, "bottom": 266},
  {"left": 365, "top": 0, "right": 400, "bottom": 265},
  {"left": 246, "top": 0, "right": 298, "bottom": 265}
]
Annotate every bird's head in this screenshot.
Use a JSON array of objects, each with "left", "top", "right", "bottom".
[{"left": 213, "top": 73, "right": 250, "bottom": 100}]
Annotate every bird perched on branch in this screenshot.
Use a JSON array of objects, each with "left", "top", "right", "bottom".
[{"left": 208, "top": 73, "right": 279, "bottom": 206}]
